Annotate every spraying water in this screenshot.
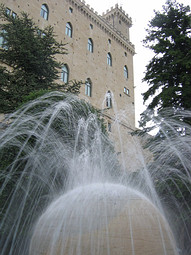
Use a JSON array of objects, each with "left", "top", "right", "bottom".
[{"left": 0, "top": 92, "right": 190, "bottom": 254}]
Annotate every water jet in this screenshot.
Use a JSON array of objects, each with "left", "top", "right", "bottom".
[
  {"left": 30, "top": 183, "right": 177, "bottom": 255},
  {"left": 0, "top": 92, "right": 190, "bottom": 254}
]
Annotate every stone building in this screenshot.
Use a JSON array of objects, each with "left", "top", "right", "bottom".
[{"left": 1, "top": 0, "right": 140, "bottom": 171}]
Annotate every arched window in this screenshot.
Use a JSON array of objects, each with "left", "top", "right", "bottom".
[
  {"left": 124, "top": 65, "right": 128, "bottom": 79},
  {"left": 40, "top": 4, "right": 49, "bottom": 20},
  {"left": 0, "top": 30, "right": 8, "bottom": 49},
  {"left": 65, "top": 22, "right": 72, "bottom": 38},
  {"left": 61, "top": 65, "right": 69, "bottom": 83},
  {"left": 107, "top": 53, "right": 112, "bottom": 66},
  {"left": 106, "top": 91, "right": 112, "bottom": 108},
  {"left": 87, "top": 38, "right": 93, "bottom": 53},
  {"left": 85, "top": 78, "right": 92, "bottom": 97}
]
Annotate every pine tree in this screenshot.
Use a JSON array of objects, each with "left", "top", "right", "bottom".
[
  {"left": 142, "top": 0, "right": 191, "bottom": 118},
  {"left": 139, "top": 3, "right": 191, "bottom": 251},
  {"left": 0, "top": 6, "right": 81, "bottom": 113}
]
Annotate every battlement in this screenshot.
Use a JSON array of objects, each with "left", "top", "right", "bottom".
[
  {"left": 67, "top": 0, "right": 134, "bottom": 52},
  {"left": 102, "top": 3, "right": 132, "bottom": 28},
  {"left": 102, "top": 4, "right": 132, "bottom": 21}
]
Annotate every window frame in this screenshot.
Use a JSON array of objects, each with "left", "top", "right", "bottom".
[
  {"left": 124, "top": 65, "right": 128, "bottom": 79},
  {"left": 61, "top": 65, "right": 69, "bottom": 83},
  {"left": 106, "top": 91, "right": 112, "bottom": 108},
  {"left": 65, "top": 22, "right": 72, "bottom": 38},
  {"left": 108, "top": 122, "right": 111, "bottom": 132},
  {"left": 0, "top": 30, "right": 8, "bottom": 49},
  {"left": 124, "top": 87, "right": 129, "bottom": 95},
  {"left": 69, "top": 7, "right": 73, "bottom": 13},
  {"left": 85, "top": 78, "right": 92, "bottom": 97},
  {"left": 40, "top": 4, "right": 49, "bottom": 20},
  {"left": 107, "top": 53, "right": 112, "bottom": 66},
  {"left": 87, "top": 38, "right": 93, "bottom": 53},
  {"left": 12, "top": 11, "right": 17, "bottom": 18},
  {"left": 6, "top": 8, "right": 11, "bottom": 16}
]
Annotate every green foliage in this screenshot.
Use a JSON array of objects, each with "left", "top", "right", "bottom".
[
  {"left": 0, "top": 5, "right": 82, "bottom": 113},
  {"left": 21, "top": 89, "right": 53, "bottom": 104},
  {"left": 142, "top": 0, "right": 191, "bottom": 118}
]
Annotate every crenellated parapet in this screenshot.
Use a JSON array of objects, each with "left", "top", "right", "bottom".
[
  {"left": 66, "top": 0, "right": 135, "bottom": 54},
  {"left": 102, "top": 3, "right": 132, "bottom": 27}
]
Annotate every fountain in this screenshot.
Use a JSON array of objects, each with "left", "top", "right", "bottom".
[
  {"left": 0, "top": 92, "right": 190, "bottom": 255},
  {"left": 29, "top": 183, "right": 177, "bottom": 255}
]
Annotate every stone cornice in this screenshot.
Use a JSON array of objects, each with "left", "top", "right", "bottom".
[{"left": 66, "top": 0, "right": 135, "bottom": 55}]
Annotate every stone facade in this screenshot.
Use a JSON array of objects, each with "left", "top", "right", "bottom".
[{"left": 1, "top": 0, "right": 137, "bottom": 169}]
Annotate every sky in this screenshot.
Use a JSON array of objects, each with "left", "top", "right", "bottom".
[{"left": 85, "top": 0, "right": 191, "bottom": 127}]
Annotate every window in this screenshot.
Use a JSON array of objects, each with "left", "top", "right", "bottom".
[
  {"left": 106, "top": 91, "right": 112, "bottom": 108},
  {"left": 108, "top": 39, "right": 111, "bottom": 44},
  {"left": 107, "top": 53, "right": 112, "bottom": 66},
  {"left": 12, "top": 12, "right": 17, "bottom": 18},
  {"left": 40, "top": 4, "right": 49, "bottom": 20},
  {"left": 124, "top": 52, "right": 127, "bottom": 57},
  {"left": 37, "top": 30, "right": 46, "bottom": 38},
  {"left": 0, "top": 30, "right": 8, "bottom": 49},
  {"left": 108, "top": 122, "right": 111, "bottom": 132},
  {"left": 65, "top": 22, "right": 72, "bottom": 38},
  {"left": 61, "top": 65, "right": 69, "bottom": 83},
  {"left": 85, "top": 78, "right": 92, "bottom": 97},
  {"left": 90, "top": 24, "right": 93, "bottom": 29},
  {"left": 5, "top": 8, "right": 17, "bottom": 18},
  {"left": 69, "top": 7, "right": 73, "bottom": 13},
  {"left": 124, "top": 65, "right": 128, "bottom": 79},
  {"left": 6, "top": 8, "right": 11, "bottom": 16},
  {"left": 87, "top": 38, "right": 93, "bottom": 53},
  {"left": 124, "top": 87, "right": 129, "bottom": 95}
]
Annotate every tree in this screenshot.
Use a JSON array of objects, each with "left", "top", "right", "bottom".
[
  {"left": 0, "top": 6, "right": 81, "bottom": 113},
  {"left": 142, "top": 0, "right": 191, "bottom": 120},
  {"left": 139, "top": 4, "right": 191, "bottom": 250}
]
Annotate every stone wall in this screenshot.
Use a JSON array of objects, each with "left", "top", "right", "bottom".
[{"left": 1, "top": 0, "right": 140, "bottom": 170}]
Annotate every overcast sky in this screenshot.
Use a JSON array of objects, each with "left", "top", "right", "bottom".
[{"left": 85, "top": 0, "right": 191, "bottom": 127}]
